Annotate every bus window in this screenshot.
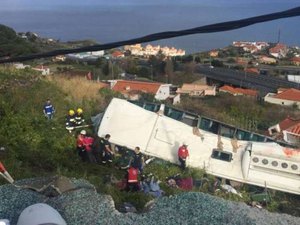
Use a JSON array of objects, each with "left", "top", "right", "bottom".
[
  {"left": 199, "top": 118, "right": 219, "bottom": 134},
  {"left": 220, "top": 125, "right": 235, "bottom": 138},
  {"left": 211, "top": 149, "right": 232, "bottom": 162}
]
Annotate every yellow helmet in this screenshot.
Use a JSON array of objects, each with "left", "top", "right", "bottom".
[
  {"left": 69, "top": 109, "right": 75, "bottom": 116},
  {"left": 77, "top": 108, "right": 83, "bottom": 114}
]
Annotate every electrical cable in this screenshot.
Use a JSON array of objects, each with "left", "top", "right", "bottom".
[{"left": 0, "top": 6, "right": 300, "bottom": 64}]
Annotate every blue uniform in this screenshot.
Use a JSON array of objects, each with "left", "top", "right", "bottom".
[{"left": 43, "top": 102, "right": 55, "bottom": 119}]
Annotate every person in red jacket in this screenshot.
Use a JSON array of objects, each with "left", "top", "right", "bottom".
[
  {"left": 126, "top": 166, "right": 140, "bottom": 192},
  {"left": 77, "top": 130, "right": 87, "bottom": 161},
  {"left": 178, "top": 142, "right": 189, "bottom": 170}
]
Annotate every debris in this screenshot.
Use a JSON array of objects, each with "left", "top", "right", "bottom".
[{"left": 220, "top": 184, "right": 243, "bottom": 198}]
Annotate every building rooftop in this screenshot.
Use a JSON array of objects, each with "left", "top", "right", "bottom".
[
  {"left": 278, "top": 116, "right": 300, "bottom": 131},
  {"left": 219, "top": 85, "right": 258, "bottom": 97},
  {"left": 273, "top": 88, "right": 300, "bottom": 101},
  {"left": 112, "top": 80, "right": 162, "bottom": 94}
]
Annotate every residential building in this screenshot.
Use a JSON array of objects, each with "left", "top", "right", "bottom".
[
  {"left": 66, "top": 51, "right": 104, "bottom": 60},
  {"left": 176, "top": 84, "right": 216, "bottom": 97},
  {"left": 264, "top": 88, "right": 300, "bottom": 108},
  {"left": 244, "top": 67, "right": 259, "bottom": 74},
  {"left": 290, "top": 57, "right": 300, "bottom": 66},
  {"left": 124, "top": 44, "right": 185, "bottom": 57},
  {"left": 13, "top": 63, "right": 30, "bottom": 69},
  {"left": 219, "top": 85, "right": 258, "bottom": 97},
  {"left": 268, "top": 116, "right": 300, "bottom": 145},
  {"left": 111, "top": 80, "right": 171, "bottom": 101},
  {"left": 243, "top": 45, "right": 259, "bottom": 53},
  {"left": 209, "top": 50, "right": 219, "bottom": 57},
  {"left": 111, "top": 50, "right": 124, "bottom": 58},
  {"left": 287, "top": 75, "right": 300, "bottom": 84},
  {"left": 269, "top": 43, "right": 288, "bottom": 58},
  {"left": 232, "top": 41, "right": 269, "bottom": 50},
  {"left": 32, "top": 65, "right": 50, "bottom": 75},
  {"left": 258, "top": 55, "right": 277, "bottom": 64},
  {"left": 52, "top": 55, "right": 66, "bottom": 62}
]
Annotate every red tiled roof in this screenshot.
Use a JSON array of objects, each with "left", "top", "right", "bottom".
[
  {"left": 288, "top": 123, "right": 300, "bottom": 135},
  {"left": 279, "top": 117, "right": 300, "bottom": 131},
  {"left": 112, "top": 51, "right": 124, "bottom": 58},
  {"left": 245, "top": 67, "right": 259, "bottom": 74},
  {"left": 290, "top": 57, "right": 300, "bottom": 63},
  {"left": 269, "top": 43, "right": 287, "bottom": 54},
  {"left": 219, "top": 85, "right": 257, "bottom": 97},
  {"left": 273, "top": 88, "right": 300, "bottom": 101},
  {"left": 112, "top": 80, "right": 162, "bottom": 94}
]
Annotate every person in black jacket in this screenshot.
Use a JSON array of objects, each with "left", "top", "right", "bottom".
[{"left": 131, "top": 147, "right": 144, "bottom": 173}]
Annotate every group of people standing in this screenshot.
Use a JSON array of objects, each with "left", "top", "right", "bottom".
[
  {"left": 43, "top": 99, "right": 85, "bottom": 131},
  {"left": 76, "top": 129, "right": 146, "bottom": 192},
  {"left": 76, "top": 132, "right": 114, "bottom": 164},
  {"left": 66, "top": 108, "right": 85, "bottom": 131}
]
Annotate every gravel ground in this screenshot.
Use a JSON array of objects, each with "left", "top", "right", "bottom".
[{"left": 0, "top": 177, "right": 299, "bottom": 225}]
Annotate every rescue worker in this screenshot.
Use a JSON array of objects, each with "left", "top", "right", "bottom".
[
  {"left": 75, "top": 108, "right": 85, "bottom": 126},
  {"left": 43, "top": 99, "right": 55, "bottom": 120},
  {"left": 83, "top": 135, "right": 96, "bottom": 163},
  {"left": 66, "top": 109, "right": 76, "bottom": 132},
  {"left": 100, "top": 134, "right": 114, "bottom": 164},
  {"left": 178, "top": 142, "right": 189, "bottom": 170},
  {"left": 76, "top": 130, "right": 87, "bottom": 161},
  {"left": 92, "top": 135, "right": 103, "bottom": 164},
  {"left": 131, "top": 147, "right": 144, "bottom": 173},
  {"left": 126, "top": 166, "right": 140, "bottom": 192}
]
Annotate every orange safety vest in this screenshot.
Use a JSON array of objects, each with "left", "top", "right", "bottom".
[{"left": 127, "top": 167, "right": 138, "bottom": 183}]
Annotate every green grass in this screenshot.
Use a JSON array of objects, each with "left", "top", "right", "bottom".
[{"left": 0, "top": 69, "right": 299, "bottom": 216}]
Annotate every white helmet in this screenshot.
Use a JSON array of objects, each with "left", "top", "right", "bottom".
[
  {"left": 17, "top": 203, "right": 67, "bottom": 225},
  {"left": 183, "top": 141, "right": 188, "bottom": 146},
  {"left": 80, "top": 130, "right": 86, "bottom": 135}
]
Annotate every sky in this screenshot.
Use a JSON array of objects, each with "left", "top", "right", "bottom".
[{"left": 2, "top": 0, "right": 300, "bottom": 9}]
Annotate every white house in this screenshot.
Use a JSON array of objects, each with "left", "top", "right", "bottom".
[
  {"left": 32, "top": 65, "right": 50, "bottom": 75},
  {"left": 268, "top": 116, "right": 300, "bottom": 146},
  {"left": 264, "top": 88, "right": 300, "bottom": 108}
]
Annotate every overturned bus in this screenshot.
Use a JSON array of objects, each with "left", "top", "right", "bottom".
[{"left": 97, "top": 98, "right": 300, "bottom": 195}]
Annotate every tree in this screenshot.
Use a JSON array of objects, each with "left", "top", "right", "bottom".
[
  {"left": 102, "top": 61, "right": 110, "bottom": 76},
  {"left": 211, "top": 60, "right": 224, "bottom": 67},
  {"left": 164, "top": 58, "right": 174, "bottom": 83}
]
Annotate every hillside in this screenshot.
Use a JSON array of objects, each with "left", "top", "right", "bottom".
[
  {"left": 0, "top": 24, "right": 38, "bottom": 57},
  {"left": 0, "top": 24, "right": 98, "bottom": 58},
  {"left": 0, "top": 67, "right": 300, "bottom": 221}
]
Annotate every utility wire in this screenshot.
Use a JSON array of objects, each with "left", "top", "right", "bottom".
[{"left": 1, "top": 6, "right": 300, "bottom": 64}]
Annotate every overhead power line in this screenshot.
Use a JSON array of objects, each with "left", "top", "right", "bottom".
[{"left": 1, "top": 6, "right": 300, "bottom": 64}]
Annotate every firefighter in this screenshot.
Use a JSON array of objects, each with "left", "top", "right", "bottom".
[
  {"left": 75, "top": 108, "right": 85, "bottom": 126},
  {"left": 66, "top": 109, "right": 76, "bottom": 132}
]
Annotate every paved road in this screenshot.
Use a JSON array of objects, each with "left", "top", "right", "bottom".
[{"left": 196, "top": 66, "right": 299, "bottom": 95}]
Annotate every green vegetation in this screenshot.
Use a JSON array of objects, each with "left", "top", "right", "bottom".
[
  {"left": 0, "top": 24, "right": 99, "bottom": 58},
  {"left": 0, "top": 24, "right": 38, "bottom": 57},
  {"left": 0, "top": 68, "right": 299, "bottom": 216},
  {"left": 177, "top": 94, "right": 300, "bottom": 133}
]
